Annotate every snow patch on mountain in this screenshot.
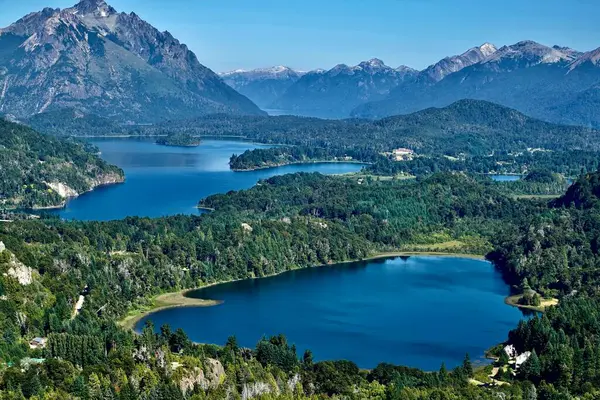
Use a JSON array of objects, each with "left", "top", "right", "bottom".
[{"left": 483, "top": 41, "right": 578, "bottom": 66}]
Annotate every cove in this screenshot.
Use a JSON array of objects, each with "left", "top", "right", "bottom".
[
  {"left": 136, "top": 256, "right": 525, "bottom": 370},
  {"left": 52, "top": 138, "right": 364, "bottom": 221}
]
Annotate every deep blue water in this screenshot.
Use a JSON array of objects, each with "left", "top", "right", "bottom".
[
  {"left": 53, "top": 138, "right": 364, "bottom": 221},
  {"left": 137, "top": 256, "right": 524, "bottom": 370}
]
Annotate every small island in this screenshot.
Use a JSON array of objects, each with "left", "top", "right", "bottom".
[{"left": 156, "top": 133, "right": 201, "bottom": 147}]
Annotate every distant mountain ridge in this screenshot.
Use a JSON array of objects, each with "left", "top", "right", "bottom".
[
  {"left": 0, "top": 0, "right": 264, "bottom": 122},
  {"left": 268, "top": 59, "right": 418, "bottom": 118},
  {"left": 219, "top": 66, "right": 306, "bottom": 109},
  {"left": 352, "top": 41, "right": 600, "bottom": 128},
  {"left": 420, "top": 43, "right": 498, "bottom": 83}
]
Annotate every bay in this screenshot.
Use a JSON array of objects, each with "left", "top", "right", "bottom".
[{"left": 54, "top": 138, "right": 364, "bottom": 221}]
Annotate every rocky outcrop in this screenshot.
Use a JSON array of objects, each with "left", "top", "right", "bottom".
[
  {"left": 46, "top": 182, "right": 78, "bottom": 198},
  {"left": 203, "top": 358, "right": 225, "bottom": 388},
  {"left": 44, "top": 171, "right": 124, "bottom": 203},
  {"left": 0, "top": 241, "right": 5, "bottom": 253},
  {"left": 287, "top": 374, "right": 301, "bottom": 392},
  {"left": 177, "top": 358, "right": 226, "bottom": 394},
  {"left": 4, "top": 255, "right": 33, "bottom": 285},
  {"left": 89, "top": 172, "right": 124, "bottom": 188},
  {"left": 242, "top": 382, "right": 274, "bottom": 400}
]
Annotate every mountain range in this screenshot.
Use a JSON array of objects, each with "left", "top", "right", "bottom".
[
  {"left": 352, "top": 41, "right": 600, "bottom": 127},
  {"left": 219, "top": 66, "right": 306, "bottom": 109},
  {"left": 3, "top": 0, "right": 600, "bottom": 128},
  {"left": 223, "top": 41, "right": 600, "bottom": 128},
  {"left": 0, "top": 0, "right": 264, "bottom": 122},
  {"left": 268, "top": 59, "right": 418, "bottom": 118}
]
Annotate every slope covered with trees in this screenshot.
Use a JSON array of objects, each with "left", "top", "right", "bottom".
[
  {"left": 1, "top": 171, "right": 600, "bottom": 398},
  {"left": 0, "top": 118, "right": 123, "bottom": 209}
]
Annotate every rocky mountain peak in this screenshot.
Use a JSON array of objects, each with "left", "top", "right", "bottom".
[
  {"left": 478, "top": 43, "right": 498, "bottom": 57},
  {"left": 0, "top": 0, "right": 264, "bottom": 120},
  {"left": 219, "top": 66, "right": 304, "bottom": 81},
  {"left": 70, "top": 0, "right": 116, "bottom": 17},
  {"left": 484, "top": 40, "right": 579, "bottom": 66},
  {"left": 569, "top": 47, "right": 600, "bottom": 71},
  {"left": 359, "top": 58, "right": 386, "bottom": 69},
  {"left": 422, "top": 43, "right": 497, "bottom": 82},
  {"left": 396, "top": 65, "right": 418, "bottom": 73}
]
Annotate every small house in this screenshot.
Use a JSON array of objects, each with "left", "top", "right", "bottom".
[
  {"left": 29, "top": 337, "right": 47, "bottom": 350},
  {"left": 392, "top": 148, "right": 415, "bottom": 161}
]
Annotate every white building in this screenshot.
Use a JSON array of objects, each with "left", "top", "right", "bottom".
[{"left": 515, "top": 351, "right": 532, "bottom": 368}]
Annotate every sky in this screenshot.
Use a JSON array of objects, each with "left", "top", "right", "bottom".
[{"left": 1, "top": 0, "right": 599, "bottom": 73}]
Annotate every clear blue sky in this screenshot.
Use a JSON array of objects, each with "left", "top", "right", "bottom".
[{"left": 1, "top": 0, "right": 599, "bottom": 72}]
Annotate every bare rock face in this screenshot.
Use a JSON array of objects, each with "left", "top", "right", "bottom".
[
  {"left": 242, "top": 382, "right": 274, "bottom": 400},
  {"left": 0, "top": 241, "right": 5, "bottom": 253},
  {"left": 287, "top": 374, "right": 301, "bottom": 392},
  {"left": 4, "top": 255, "right": 33, "bottom": 285},
  {"left": 0, "top": 0, "right": 263, "bottom": 121},
  {"left": 203, "top": 358, "right": 226, "bottom": 389},
  {"left": 46, "top": 182, "right": 78, "bottom": 198},
  {"left": 421, "top": 43, "right": 498, "bottom": 82}
]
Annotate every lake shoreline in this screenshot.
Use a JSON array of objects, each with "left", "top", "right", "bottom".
[
  {"left": 119, "top": 251, "right": 487, "bottom": 332},
  {"left": 119, "top": 291, "right": 223, "bottom": 331},
  {"left": 232, "top": 159, "right": 369, "bottom": 172},
  {"left": 28, "top": 177, "right": 126, "bottom": 211},
  {"left": 504, "top": 294, "right": 559, "bottom": 313}
]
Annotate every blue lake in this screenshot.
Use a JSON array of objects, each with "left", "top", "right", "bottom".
[
  {"left": 53, "top": 138, "right": 364, "bottom": 221},
  {"left": 137, "top": 256, "right": 525, "bottom": 370},
  {"left": 490, "top": 174, "right": 522, "bottom": 182},
  {"left": 56, "top": 138, "right": 524, "bottom": 370}
]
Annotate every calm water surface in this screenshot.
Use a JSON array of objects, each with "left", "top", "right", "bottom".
[
  {"left": 137, "top": 256, "right": 524, "bottom": 370},
  {"left": 490, "top": 174, "right": 522, "bottom": 182},
  {"left": 54, "top": 138, "right": 364, "bottom": 221}
]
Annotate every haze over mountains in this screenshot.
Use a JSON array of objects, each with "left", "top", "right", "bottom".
[
  {"left": 224, "top": 41, "right": 600, "bottom": 127},
  {"left": 268, "top": 59, "right": 418, "bottom": 118},
  {"left": 0, "top": 0, "right": 264, "bottom": 122},
  {"left": 219, "top": 66, "right": 306, "bottom": 109}
]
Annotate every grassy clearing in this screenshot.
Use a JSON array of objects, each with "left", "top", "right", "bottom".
[
  {"left": 119, "top": 291, "right": 221, "bottom": 331},
  {"left": 505, "top": 294, "right": 559, "bottom": 312}
]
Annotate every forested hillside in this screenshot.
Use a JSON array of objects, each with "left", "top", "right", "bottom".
[
  {"left": 2, "top": 171, "right": 600, "bottom": 397},
  {"left": 140, "top": 100, "right": 600, "bottom": 155},
  {"left": 0, "top": 118, "right": 123, "bottom": 209}
]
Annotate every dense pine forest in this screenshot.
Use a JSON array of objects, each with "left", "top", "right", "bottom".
[
  {"left": 0, "top": 120, "right": 123, "bottom": 209},
  {"left": 0, "top": 168, "right": 600, "bottom": 398}
]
